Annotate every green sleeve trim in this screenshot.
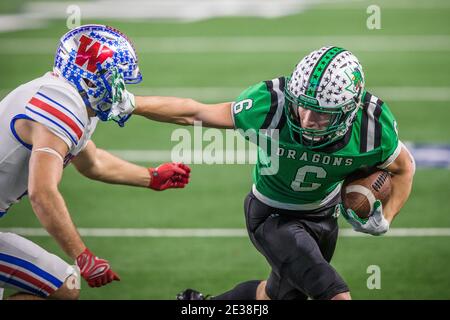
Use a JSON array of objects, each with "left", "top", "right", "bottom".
[{"left": 378, "top": 140, "right": 401, "bottom": 169}]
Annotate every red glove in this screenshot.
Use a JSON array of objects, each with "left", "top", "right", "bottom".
[
  {"left": 76, "top": 248, "right": 120, "bottom": 288},
  {"left": 148, "top": 163, "right": 191, "bottom": 191}
]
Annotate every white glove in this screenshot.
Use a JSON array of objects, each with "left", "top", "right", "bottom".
[
  {"left": 109, "top": 89, "right": 135, "bottom": 122},
  {"left": 337, "top": 200, "right": 390, "bottom": 236},
  {"left": 107, "top": 68, "right": 136, "bottom": 126}
]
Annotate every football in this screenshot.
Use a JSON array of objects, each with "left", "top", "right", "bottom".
[{"left": 341, "top": 168, "right": 392, "bottom": 219}]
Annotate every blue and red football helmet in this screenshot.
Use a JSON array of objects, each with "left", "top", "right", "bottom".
[{"left": 54, "top": 24, "right": 142, "bottom": 126}]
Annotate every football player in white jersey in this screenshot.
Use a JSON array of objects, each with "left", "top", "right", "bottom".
[{"left": 0, "top": 25, "right": 191, "bottom": 299}]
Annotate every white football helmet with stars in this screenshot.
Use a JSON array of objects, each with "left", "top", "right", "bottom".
[{"left": 285, "top": 46, "right": 365, "bottom": 148}]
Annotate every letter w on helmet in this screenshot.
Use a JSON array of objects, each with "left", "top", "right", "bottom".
[{"left": 54, "top": 24, "right": 142, "bottom": 126}]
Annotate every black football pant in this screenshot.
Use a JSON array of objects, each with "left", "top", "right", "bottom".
[{"left": 244, "top": 191, "right": 349, "bottom": 300}]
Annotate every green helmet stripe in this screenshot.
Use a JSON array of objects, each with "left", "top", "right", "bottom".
[{"left": 305, "top": 47, "right": 346, "bottom": 98}]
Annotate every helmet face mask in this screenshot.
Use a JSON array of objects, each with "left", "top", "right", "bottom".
[
  {"left": 285, "top": 46, "right": 364, "bottom": 149},
  {"left": 285, "top": 88, "right": 358, "bottom": 148},
  {"left": 54, "top": 24, "right": 142, "bottom": 126}
]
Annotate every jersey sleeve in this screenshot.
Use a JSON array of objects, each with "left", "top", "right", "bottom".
[
  {"left": 24, "top": 85, "right": 87, "bottom": 151},
  {"left": 231, "top": 81, "right": 272, "bottom": 132},
  {"left": 377, "top": 102, "right": 401, "bottom": 169},
  {"left": 79, "top": 118, "right": 99, "bottom": 151}
]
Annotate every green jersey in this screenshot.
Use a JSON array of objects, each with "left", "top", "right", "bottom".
[{"left": 231, "top": 77, "right": 400, "bottom": 211}]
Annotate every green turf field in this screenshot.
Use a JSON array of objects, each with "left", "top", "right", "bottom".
[{"left": 1, "top": 0, "right": 450, "bottom": 299}]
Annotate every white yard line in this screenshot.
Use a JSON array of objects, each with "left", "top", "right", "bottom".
[
  {"left": 108, "top": 144, "right": 450, "bottom": 168},
  {"left": 108, "top": 150, "right": 255, "bottom": 163},
  {"left": 317, "top": 0, "right": 450, "bottom": 9},
  {"left": 0, "top": 0, "right": 447, "bottom": 33},
  {"left": 2, "top": 35, "right": 450, "bottom": 54},
  {"left": 1, "top": 227, "right": 450, "bottom": 237},
  {"left": 20, "top": 0, "right": 450, "bottom": 23},
  {"left": 109, "top": 150, "right": 173, "bottom": 162},
  {"left": 130, "top": 86, "right": 450, "bottom": 102},
  {"left": 2, "top": 87, "right": 450, "bottom": 102}
]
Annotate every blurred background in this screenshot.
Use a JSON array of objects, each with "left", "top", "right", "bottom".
[{"left": 0, "top": 0, "right": 449, "bottom": 299}]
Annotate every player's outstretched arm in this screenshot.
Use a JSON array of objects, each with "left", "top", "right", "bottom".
[
  {"left": 72, "top": 140, "right": 190, "bottom": 191},
  {"left": 133, "top": 96, "right": 235, "bottom": 129},
  {"left": 26, "top": 122, "right": 120, "bottom": 287},
  {"left": 108, "top": 73, "right": 233, "bottom": 128},
  {"left": 382, "top": 143, "right": 415, "bottom": 224}
]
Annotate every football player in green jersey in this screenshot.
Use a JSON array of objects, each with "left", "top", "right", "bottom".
[{"left": 114, "top": 46, "right": 415, "bottom": 300}]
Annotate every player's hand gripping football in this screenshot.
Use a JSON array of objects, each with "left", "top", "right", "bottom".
[
  {"left": 337, "top": 200, "right": 390, "bottom": 236},
  {"left": 76, "top": 248, "right": 120, "bottom": 288},
  {"left": 108, "top": 68, "right": 136, "bottom": 126},
  {"left": 148, "top": 163, "right": 191, "bottom": 191}
]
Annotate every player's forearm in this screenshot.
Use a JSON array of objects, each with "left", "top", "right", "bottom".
[
  {"left": 383, "top": 170, "right": 414, "bottom": 224},
  {"left": 85, "top": 148, "right": 150, "bottom": 187},
  {"left": 134, "top": 96, "right": 234, "bottom": 129},
  {"left": 29, "top": 188, "right": 85, "bottom": 259},
  {"left": 134, "top": 96, "right": 200, "bottom": 125}
]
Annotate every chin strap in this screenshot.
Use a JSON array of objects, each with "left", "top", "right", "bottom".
[
  {"left": 115, "top": 114, "right": 131, "bottom": 127},
  {"left": 97, "top": 62, "right": 113, "bottom": 98},
  {"left": 72, "top": 69, "right": 113, "bottom": 123}
]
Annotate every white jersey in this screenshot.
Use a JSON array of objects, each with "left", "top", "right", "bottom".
[{"left": 0, "top": 72, "right": 98, "bottom": 215}]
